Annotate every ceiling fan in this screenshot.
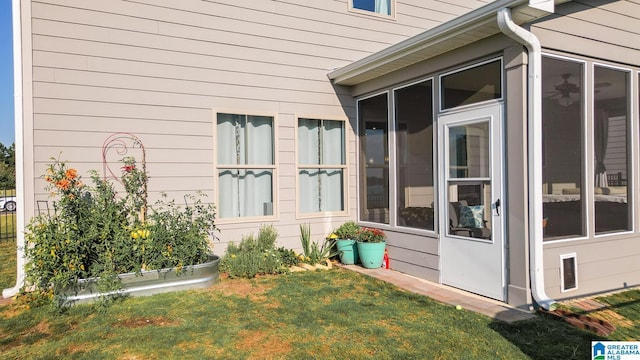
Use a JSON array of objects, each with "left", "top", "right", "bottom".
[{"left": 546, "top": 73, "right": 580, "bottom": 106}]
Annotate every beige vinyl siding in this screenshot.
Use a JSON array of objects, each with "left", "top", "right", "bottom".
[
  {"left": 532, "top": 0, "right": 640, "bottom": 299},
  {"left": 26, "top": 0, "right": 488, "bottom": 249},
  {"left": 531, "top": 1, "right": 640, "bottom": 65}
]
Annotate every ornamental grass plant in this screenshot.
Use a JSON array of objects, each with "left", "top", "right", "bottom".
[
  {"left": 22, "top": 156, "right": 218, "bottom": 308},
  {"left": 298, "top": 223, "right": 338, "bottom": 265}
]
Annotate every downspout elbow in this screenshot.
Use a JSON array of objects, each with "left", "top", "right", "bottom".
[{"left": 497, "top": 8, "right": 556, "bottom": 311}]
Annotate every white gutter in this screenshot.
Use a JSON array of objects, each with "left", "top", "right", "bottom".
[
  {"left": 497, "top": 8, "right": 555, "bottom": 310},
  {"left": 3, "top": 0, "right": 25, "bottom": 298}
]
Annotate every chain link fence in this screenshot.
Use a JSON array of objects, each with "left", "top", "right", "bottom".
[{"left": 0, "top": 188, "right": 16, "bottom": 241}]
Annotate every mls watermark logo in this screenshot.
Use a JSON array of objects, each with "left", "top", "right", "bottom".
[{"left": 593, "top": 341, "right": 640, "bottom": 360}]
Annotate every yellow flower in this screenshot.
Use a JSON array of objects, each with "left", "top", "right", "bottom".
[
  {"left": 143, "top": 229, "right": 150, "bottom": 238},
  {"left": 231, "top": 254, "right": 236, "bottom": 258},
  {"left": 131, "top": 231, "right": 139, "bottom": 239},
  {"left": 328, "top": 233, "right": 338, "bottom": 239}
]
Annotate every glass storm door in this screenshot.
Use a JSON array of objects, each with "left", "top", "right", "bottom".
[{"left": 438, "top": 104, "right": 505, "bottom": 301}]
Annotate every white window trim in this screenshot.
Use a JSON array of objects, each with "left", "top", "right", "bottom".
[
  {"left": 213, "top": 109, "right": 278, "bottom": 224},
  {"left": 541, "top": 53, "right": 589, "bottom": 244},
  {"left": 392, "top": 77, "right": 438, "bottom": 233},
  {"left": 295, "top": 115, "right": 349, "bottom": 219},
  {"left": 348, "top": 0, "right": 396, "bottom": 19},
  {"left": 542, "top": 53, "right": 639, "bottom": 244},
  {"left": 356, "top": 90, "right": 392, "bottom": 228},
  {"left": 438, "top": 57, "right": 504, "bottom": 113},
  {"left": 592, "top": 62, "right": 635, "bottom": 238}
]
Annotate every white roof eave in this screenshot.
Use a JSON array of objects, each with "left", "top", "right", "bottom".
[{"left": 328, "top": 0, "right": 560, "bottom": 86}]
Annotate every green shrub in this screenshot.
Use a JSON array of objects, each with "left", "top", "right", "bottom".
[
  {"left": 220, "top": 225, "right": 290, "bottom": 278},
  {"left": 334, "top": 221, "right": 360, "bottom": 239}
]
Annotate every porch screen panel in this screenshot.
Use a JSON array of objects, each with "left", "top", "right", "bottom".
[
  {"left": 358, "top": 93, "right": 389, "bottom": 224},
  {"left": 217, "top": 113, "right": 274, "bottom": 218},
  {"left": 541, "top": 57, "right": 585, "bottom": 240},
  {"left": 298, "top": 118, "right": 345, "bottom": 213},
  {"left": 441, "top": 59, "right": 502, "bottom": 110},
  {"left": 394, "top": 80, "right": 435, "bottom": 230},
  {"left": 594, "top": 66, "right": 631, "bottom": 234}
]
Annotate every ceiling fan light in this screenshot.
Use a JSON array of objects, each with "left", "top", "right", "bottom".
[{"left": 558, "top": 95, "right": 573, "bottom": 107}]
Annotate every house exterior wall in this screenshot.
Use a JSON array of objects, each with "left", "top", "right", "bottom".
[
  {"left": 18, "top": 0, "right": 492, "bottom": 252},
  {"left": 531, "top": 0, "right": 640, "bottom": 300}
]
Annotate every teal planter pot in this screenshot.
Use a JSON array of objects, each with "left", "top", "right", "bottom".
[
  {"left": 357, "top": 241, "right": 386, "bottom": 269},
  {"left": 336, "top": 238, "right": 359, "bottom": 265}
]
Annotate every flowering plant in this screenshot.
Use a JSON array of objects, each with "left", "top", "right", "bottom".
[
  {"left": 356, "top": 227, "right": 386, "bottom": 243},
  {"left": 23, "top": 155, "right": 218, "bottom": 308}
]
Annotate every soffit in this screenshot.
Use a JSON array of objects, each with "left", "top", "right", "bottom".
[{"left": 329, "top": 0, "right": 566, "bottom": 86}]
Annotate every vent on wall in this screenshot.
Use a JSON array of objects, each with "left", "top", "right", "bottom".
[{"left": 560, "top": 253, "right": 578, "bottom": 292}]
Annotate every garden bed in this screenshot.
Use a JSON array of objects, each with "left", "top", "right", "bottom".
[{"left": 63, "top": 255, "right": 220, "bottom": 306}]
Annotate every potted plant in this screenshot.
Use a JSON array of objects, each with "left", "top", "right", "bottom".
[
  {"left": 356, "top": 227, "right": 386, "bottom": 269},
  {"left": 334, "top": 221, "right": 361, "bottom": 265}
]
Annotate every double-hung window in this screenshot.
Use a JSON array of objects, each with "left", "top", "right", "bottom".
[
  {"left": 216, "top": 113, "right": 275, "bottom": 219},
  {"left": 297, "top": 118, "right": 346, "bottom": 214}
]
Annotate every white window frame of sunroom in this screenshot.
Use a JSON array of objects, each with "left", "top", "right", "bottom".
[
  {"left": 540, "top": 53, "right": 589, "bottom": 244},
  {"left": 348, "top": 0, "right": 396, "bottom": 19},
  {"left": 295, "top": 115, "right": 349, "bottom": 219},
  {"left": 213, "top": 109, "right": 279, "bottom": 224},
  {"left": 591, "top": 61, "right": 635, "bottom": 239},
  {"left": 392, "top": 76, "right": 438, "bottom": 234},
  {"left": 438, "top": 57, "right": 504, "bottom": 113},
  {"left": 356, "top": 90, "right": 393, "bottom": 228},
  {"left": 541, "top": 52, "right": 638, "bottom": 244}
]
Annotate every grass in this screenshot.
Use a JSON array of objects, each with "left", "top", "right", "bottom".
[
  {"left": 1, "top": 268, "right": 625, "bottom": 360},
  {"left": 0, "top": 238, "right": 16, "bottom": 291},
  {"left": 0, "top": 211, "right": 16, "bottom": 236},
  {"left": 1, "top": 232, "right": 639, "bottom": 359}
]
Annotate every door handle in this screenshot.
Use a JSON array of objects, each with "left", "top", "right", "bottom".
[{"left": 494, "top": 199, "right": 501, "bottom": 216}]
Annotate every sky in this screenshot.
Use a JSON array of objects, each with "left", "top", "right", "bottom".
[{"left": 0, "top": 0, "right": 14, "bottom": 147}]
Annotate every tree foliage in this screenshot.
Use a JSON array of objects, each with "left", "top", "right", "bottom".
[{"left": 0, "top": 142, "right": 15, "bottom": 189}]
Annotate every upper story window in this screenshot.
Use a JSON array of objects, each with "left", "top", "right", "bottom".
[
  {"left": 351, "top": 0, "right": 392, "bottom": 16},
  {"left": 297, "top": 118, "right": 346, "bottom": 214},
  {"left": 216, "top": 113, "right": 275, "bottom": 219}
]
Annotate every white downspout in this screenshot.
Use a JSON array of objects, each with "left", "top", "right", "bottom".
[
  {"left": 3, "top": 0, "right": 25, "bottom": 298},
  {"left": 497, "top": 8, "right": 555, "bottom": 310}
]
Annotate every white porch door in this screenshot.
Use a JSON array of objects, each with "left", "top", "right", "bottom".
[{"left": 438, "top": 104, "right": 505, "bottom": 301}]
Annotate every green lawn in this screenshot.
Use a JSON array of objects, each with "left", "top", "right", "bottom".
[
  {"left": 1, "top": 268, "right": 620, "bottom": 360},
  {"left": 0, "top": 238, "right": 16, "bottom": 291}
]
